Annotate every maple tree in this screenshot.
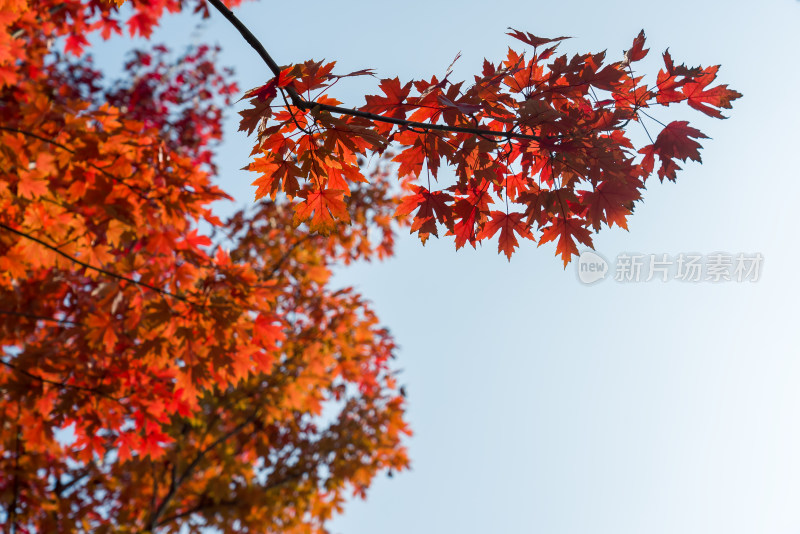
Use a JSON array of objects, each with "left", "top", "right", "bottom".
[
  {"left": 0, "top": 0, "right": 739, "bottom": 532},
  {"left": 1, "top": 2, "right": 407, "bottom": 532}
]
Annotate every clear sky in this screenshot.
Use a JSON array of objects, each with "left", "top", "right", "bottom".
[{"left": 91, "top": 1, "right": 800, "bottom": 532}]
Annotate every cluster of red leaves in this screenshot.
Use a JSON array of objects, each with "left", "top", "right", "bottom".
[
  {"left": 241, "top": 29, "right": 741, "bottom": 264},
  {"left": 0, "top": 1, "right": 409, "bottom": 532}
]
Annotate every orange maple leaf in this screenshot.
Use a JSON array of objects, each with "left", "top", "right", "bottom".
[
  {"left": 293, "top": 189, "right": 350, "bottom": 234},
  {"left": 16, "top": 174, "right": 48, "bottom": 199}
]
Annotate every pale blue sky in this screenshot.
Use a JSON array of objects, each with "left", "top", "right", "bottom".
[{"left": 90, "top": 1, "right": 800, "bottom": 532}]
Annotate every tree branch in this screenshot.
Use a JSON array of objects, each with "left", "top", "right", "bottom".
[
  {"left": 154, "top": 472, "right": 305, "bottom": 529},
  {"left": 0, "top": 309, "right": 78, "bottom": 326},
  {"left": 0, "top": 360, "right": 125, "bottom": 403},
  {"left": 146, "top": 408, "right": 262, "bottom": 531},
  {"left": 206, "top": 0, "right": 547, "bottom": 142},
  {"left": 52, "top": 467, "right": 93, "bottom": 497},
  {"left": 0, "top": 221, "right": 191, "bottom": 303},
  {"left": 154, "top": 497, "right": 235, "bottom": 529},
  {"left": 206, "top": 0, "right": 303, "bottom": 107},
  {"left": 264, "top": 234, "right": 313, "bottom": 281},
  {"left": 0, "top": 126, "right": 155, "bottom": 204}
]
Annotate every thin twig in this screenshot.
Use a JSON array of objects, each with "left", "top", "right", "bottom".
[
  {"left": 0, "top": 360, "right": 125, "bottom": 403},
  {"left": 0, "top": 309, "right": 78, "bottom": 326},
  {"left": 264, "top": 235, "right": 313, "bottom": 280},
  {"left": 8, "top": 402, "right": 21, "bottom": 534}
]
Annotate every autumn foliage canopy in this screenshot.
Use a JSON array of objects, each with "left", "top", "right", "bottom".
[{"left": 0, "top": 0, "right": 738, "bottom": 532}]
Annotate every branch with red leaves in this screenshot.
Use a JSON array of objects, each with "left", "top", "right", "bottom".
[{"left": 210, "top": 1, "right": 741, "bottom": 265}]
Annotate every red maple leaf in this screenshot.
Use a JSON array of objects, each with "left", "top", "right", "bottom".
[
  {"left": 639, "top": 121, "right": 708, "bottom": 181},
  {"left": 241, "top": 79, "right": 277, "bottom": 102},
  {"left": 364, "top": 78, "right": 414, "bottom": 119},
  {"left": 395, "top": 186, "right": 453, "bottom": 242},
  {"left": 477, "top": 211, "right": 534, "bottom": 260},
  {"left": 681, "top": 65, "right": 742, "bottom": 118},
  {"left": 506, "top": 28, "right": 570, "bottom": 48},
  {"left": 538, "top": 216, "right": 593, "bottom": 267},
  {"left": 623, "top": 30, "right": 649, "bottom": 65},
  {"left": 579, "top": 179, "right": 642, "bottom": 231},
  {"left": 64, "top": 34, "right": 89, "bottom": 56},
  {"left": 655, "top": 121, "right": 707, "bottom": 161}
]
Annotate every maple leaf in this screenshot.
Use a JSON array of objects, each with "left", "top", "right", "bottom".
[
  {"left": 249, "top": 154, "right": 301, "bottom": 198},
  {"left": 275, "top": 66, "right": 299, "bottom": 88},
  {"left": 452, "top": 210, "right": 478, "bottom": 249},
  {"left": 127, "top": 13, "right": 157, "bottom": 38},
  {"left": 293, "top": 188, "right": 350, "bottom": 234},
  {"left": 64, "top": 34, "right": 90, "bottom": 56},
  {"left": 506, "top": 28, "right": 570, "bottom": 48},
  {"left": 447, "top": 181, "right": 492, "bottom": 249},
  {"left": 655, "top": 57, "right": 686, "bottom": 104},
  {"left": 503, "top": 172, "right": 530, "bottom": 202},
  {"left": 392, "top": 141, "right": 425, "bottom": 179},
  {"left": 364, "top": 78, "right": 414, "bottom": 119},
  {"left": 579, "top": 179, "right": 642, "bottom": 231},
  {"left": 105, "top": 219, "right": 127, "bottom": 248},
  {"left": 115, "top": 431, "right": 141, "bottom": 463},
  {"left": 655, "top": 49, "right": 702, "bottom": 105},
  {"left": 179, "top": 228, "right": 212, "bottom": 250},
  {"left": 240, "top": 78, "right": 277, "bottom": 102},
  {"left": 338, "top": 68, "right": 377, "bottom": 78},
  {"left": 477, "top": 211, "right": 533, "bottom": 260},
  {"left": 681, "top": 65, "right": 742, "bottom": 118},
  {"left": 395, "top": 186, "right": 453, "bottom": 242},
  {"left": 86, "top": 312, "right": 118, "bottom": 351},
  {"left": 16, "top": 174, "right": 48, "bottom": 199},
  {"left": 622, "top": 30, "right": 649, "bottom": 66},
  {"left": 538, "top": 216, "right": 593, "bottom": 267},
  {"left": 437, "top": 95, "right": 482, "bottom": 116},
  {"left": 238, "top": 96, "right": 274, "bottom": 136},
  {"left": 253, "top": 313, "right": 283, "bottom": 354},
  {"left": 639, "top": 121, "right": 708, "bottom": 181},
  {"left": 655, "top": 121, "right": 707, "bottom": 161}
]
